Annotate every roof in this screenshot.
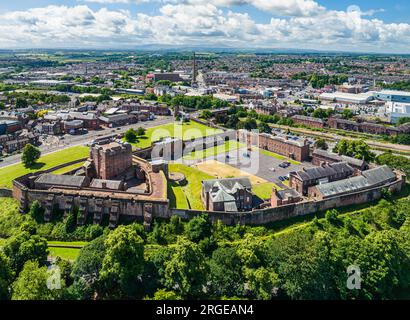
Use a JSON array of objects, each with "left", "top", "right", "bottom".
[
  {"left": 292, "top": 115, "right": 324, "bottom": 123},
  {"left": 316, "top": 165, "right": 396, "bottom": 197},
  {"left": 202, "top": 177, "right": 252, "bottom": 193},
  {"left": 276, "top": 189, "right": 301, "bottom": 200},
  {"left": 294, "top": 162, "right": 354, "bottom": 181},
  {"left": 35, "top": 174, "right": 89, "bottom": 188},
  {"left": 90, "top": 179, "right": 123, "bottom": 190},
  {"left": 312, "top": 148, "right": 370, "bottom": 168}
]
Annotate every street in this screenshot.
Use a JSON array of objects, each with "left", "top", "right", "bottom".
[{"left": 0, "top": 116, "right": 174, "bottom": 169}]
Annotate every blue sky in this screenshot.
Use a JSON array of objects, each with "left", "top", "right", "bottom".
[
  {"left": 1, "top": 0, "right": 409, "bottom": 22},
  {"left": 0, "top": 1, "right": 410, "bottom": 52}
]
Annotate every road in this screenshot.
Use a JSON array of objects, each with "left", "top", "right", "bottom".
[
  {"left": 0, "top": 116, "right": 174, "bottom": 169},
  {"left": 269, "top": 123, "right": 410, "bottom": 154}
]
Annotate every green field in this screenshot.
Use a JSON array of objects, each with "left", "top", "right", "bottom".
[
  {"left": 183, "top": 140, "right": 245, "bottom": 161},
  {"left": 48, "top": 247, "right": 81, "bottom": 261},
  {"left": 127, "top": 122, "right": 223, "bottom": 149},
  {"left": 254, "top": 147, "right": 301, "bottom": 165},
  {"left": 52, "top": 162, "right": 84, "bottom": 175},
  {"left": 168, "top": 163, "right": 213, "bottom": 210},
  {"left": 0, "top": 146, "right": 89, "bottom": 188},
  {"left": 253, "top": 182, "right": 282, "bottom": 200}
]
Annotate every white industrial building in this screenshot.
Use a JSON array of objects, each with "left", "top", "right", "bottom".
[
  {"left": 319, "top": 91, "right": 374, "bottom": 104},
  {"left": 385, "top": 101, "right": 410, "bottom": 123}
]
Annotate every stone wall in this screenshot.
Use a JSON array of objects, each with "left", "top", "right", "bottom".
[
  {"left": 170, "top": 175, "right": 405, "bottom": 225},
  {"left": 0, "top": 188, "right": 12, "bottom": 197}
]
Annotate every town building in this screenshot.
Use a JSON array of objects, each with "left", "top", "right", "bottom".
[
  {"left": 309, "top": 166, "right": 398, "bottom": 199},
  {"left": 312, "top": 149, "right": 368, "bottom": 171},
  {"left": 202, "top": 177, "right": 253, "bottom": 212},
  {"left": 237, "top": 129, "right": 310, "bottom": 162},
  {"left": 289, "top": 162, "right": 355, "bottom": 196},
  {"left": 291, "top": 115, "right": 325, "bottom": 129},
  {"left": 271, "top": 188, "right": 302, "bottom": 207}
]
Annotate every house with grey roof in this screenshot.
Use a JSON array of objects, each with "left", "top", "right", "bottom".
[{"left": 202, "top": 177, "right": 253, "bottom": 212}]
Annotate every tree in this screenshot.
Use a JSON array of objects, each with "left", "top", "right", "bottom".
[
  {"left": 15, "top": 98, "right": 28, "bottom": 109},
  {"left": 184, "top": 214, "right": 212, "bottom": 243},
  {"left": 208, "top": 247, "right": 244, "bottom": 298},
  {"left": 244, "top": 267, "right": 279, "bottom": 300},
  {"left": 149, "top": 289, "right": 182, "bottom": 300},
  {"left": 71, "top": 236, "right": 107, "bottom": 299},
  {"left": 3, "top": 231, "right": 48, "bottom": 273},
  {"left": 314, "top": 138, "right": 328, "bottom": 150},
  {"left": 21, "top": 143, "right": 41, "bottom": 168},
  {"left": 199, "top": 110, "right": 212, "bottom": 120},
  {"left": 164, "top": 237, "right": 209, "bottom": 298},
  {"left": 257, "top": 121, "right": 271, "bottom": 134},
  {"left": 397, "top": 117, "right": 410, "bottom": 126},
  {"left": 11, "top": 261, "right": 56, "bottom": 300},
  {"left": 136, "top": 127, "right": 146, "bottom": 136},
  {"left": 29, "top": 200, "right": 44, "bottom": 223},
  {"left": 0, "top": 252, "right": 13, "bottom": 300},
  {"left": 333, "top": 139, "right": 375, "bottom": 162},
  {"left": 341, "top": 108, "right": 354, "bottom": 120},
  {"left": 243, "top": 117, "right": 257, "bottom": 131},
  {"left": 99, "top": 226, "right": 145, "bottom": 298},
  {"left": 124, "top": 128, "right": 138, "bottom": 143}
]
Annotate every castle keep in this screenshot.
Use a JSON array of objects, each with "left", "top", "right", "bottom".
[{"left": 12, "top": 138, "right": 168, "bottom": 229}]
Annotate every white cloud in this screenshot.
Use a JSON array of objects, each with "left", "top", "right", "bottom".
[{"left": 0, "top": 2, "right": 410, "bottom": 52}]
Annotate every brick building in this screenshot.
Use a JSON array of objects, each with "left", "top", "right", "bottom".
[
  {"left": 237, "top": 129, "right": 310, "bottom": 162},
  {"left": 291, "top": 115, "right": 325, "bottom": 129},
  {"left": 289, "top": 162, "right": 355, "bottom": 195},
  {"left": 328, "top": 117, "right": 401, "bottom": 136},
  {"left": 312, "top": 149, "right": 368, "bottom": 171},
  {"left": 271, "top": 188, "right": 302, "bottom": 207}
]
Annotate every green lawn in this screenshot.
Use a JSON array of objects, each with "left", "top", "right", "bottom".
[
  {"left": 127, "top": 122, "right": 223, "bottom": 149},
  {"left": 254, "top": 147, "right": 301, "bottom": 165},
  {"left": 0, "top": 146, "right": 89, "bottom": 188},
  {"left": 183, "top": 140, "right": 245, "bottom": 161},
  {"left": 168, "top": 163, "right": 214, "bottom": 210},
  {"left": 168, "top": 182, "right": 189, "bottom": 209},
  {"left": 253, "top": 182, "right": 282, "bottom": 200},
  {"left": 52, "top": 162, "right": 84, "bottom": 175},
  {"left": 48, "top": 247, "right": 81, "bottom": 261}
]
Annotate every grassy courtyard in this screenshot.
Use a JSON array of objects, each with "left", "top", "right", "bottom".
[
  {"left": 253, "top": 182, "right": 282, "bottom": 200},
  {"left": 168, "top": 163, "right": 213, "bottom": 210},
  {"left": 254, "top": 147, "right": 301, "bottom": 165},
  {"left": 0, "top": 146, "right": 89, "bottom": 189},
  {"left": 48, "top": 247, "right": 81, "bottom": 261},
  {"left": 183, "top": 140, "right": 245, "bottom": 161},
  {"left": 127, "top": 121, "right": 223, "bottom": 149},
  {"left": 52, "top": 162, "right": 85, "bottom": 175}
]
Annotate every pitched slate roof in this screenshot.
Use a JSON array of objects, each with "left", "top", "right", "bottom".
[
  {"left": 202, "top": 177, "right": 252, "bottom": 193},
  {"left": 315, "top": 165, "right": 396, "bottom": 197},
  {"left": 293, "top": 162, "right": 354, "bottom": 181},
  {"left": 313, "top": 149, "right": 366, "bottom": 167},
  {"left": 35, "top": 174, "right": 89, "bottom": 188}
]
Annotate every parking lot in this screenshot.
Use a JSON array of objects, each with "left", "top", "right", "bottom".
[{"left": 184, "top": 146, "right": 314, "bottom": 189}]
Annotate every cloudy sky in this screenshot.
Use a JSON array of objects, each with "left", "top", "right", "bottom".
[{"left": 0, "top": 1, "right": 410, "bottom": 52}]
